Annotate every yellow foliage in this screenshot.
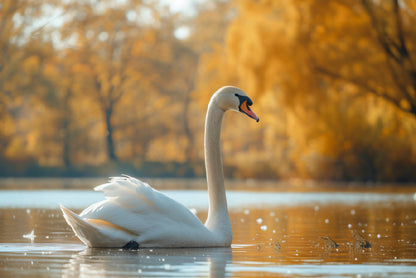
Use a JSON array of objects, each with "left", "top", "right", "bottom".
[
  {"left": 195, "top": 0, "right": 416, "bottom": 181},
  {"left": 23, "top": 56, "right": 40, "bottom": 74}
]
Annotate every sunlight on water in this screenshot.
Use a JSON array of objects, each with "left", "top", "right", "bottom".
[{"left": 0, "top": 179, "right": 416, "bottom": 277}]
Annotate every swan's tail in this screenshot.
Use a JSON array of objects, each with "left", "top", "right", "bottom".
[
  {"left": 60, "top": 205, "right": 132, "bottom": 248},
  {"left": 60, "top": 205, "right": 99, "bottom": 247}
]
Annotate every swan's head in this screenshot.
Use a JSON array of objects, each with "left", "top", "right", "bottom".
[{"left": 213, "top": 86, "right": 259, "bottom": 122}]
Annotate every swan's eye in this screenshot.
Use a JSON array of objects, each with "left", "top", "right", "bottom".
[{"left": 235, "top": 94, "right": 253, "bottom": 107}]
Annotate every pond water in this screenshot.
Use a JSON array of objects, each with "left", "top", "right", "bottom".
[{"left": 0, "top": 178, "right": 416, "bottom": 277}]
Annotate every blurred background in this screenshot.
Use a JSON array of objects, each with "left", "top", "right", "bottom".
[{"left": 1, "top": 0, "right": 416, "bottom": 182}]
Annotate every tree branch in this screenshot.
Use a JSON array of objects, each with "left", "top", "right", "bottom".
[
  {"left": 314, "top": 64, "right": 416, "bottom": 115},
  {"left": 361, "top": 0, "right": 402, "bottom": 64},
  {"left": 392, "top": 0, "right": 410, "bottom": 60}
]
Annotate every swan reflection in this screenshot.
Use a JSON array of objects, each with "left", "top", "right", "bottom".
[{"left": 63, "top": 247, "right": 232, "bottom": 277}]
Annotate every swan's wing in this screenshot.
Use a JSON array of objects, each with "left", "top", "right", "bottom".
[{"left": 79, "top": 176, "right": 205, "bottom": 236}]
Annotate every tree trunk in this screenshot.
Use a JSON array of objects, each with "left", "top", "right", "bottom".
[
  {"left": 62, "top": 89, "right": 71, "bottom": 168},
  {"left": 105, "top": 106, "right": 117, "bottom": 162}
]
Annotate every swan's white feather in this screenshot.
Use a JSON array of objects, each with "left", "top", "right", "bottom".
[{"left": 61, "top": 176, "right": 222, "bottom": 247}]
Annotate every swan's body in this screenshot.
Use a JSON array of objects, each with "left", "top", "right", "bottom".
[{"left": 61, "top": 86, "right": 259, "bottom": 248}]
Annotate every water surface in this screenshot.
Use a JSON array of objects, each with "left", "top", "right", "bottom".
[{"left": 0, "top": 179, "right": 415, "bottom": 277}]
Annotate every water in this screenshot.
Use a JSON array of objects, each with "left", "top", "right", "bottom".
[{"left": 0, "top": 179, "right": 416, "bottom": 277}]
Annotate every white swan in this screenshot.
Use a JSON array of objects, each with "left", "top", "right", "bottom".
[{"left": 60, "top": 86, "right": 259, "bottom": 248}]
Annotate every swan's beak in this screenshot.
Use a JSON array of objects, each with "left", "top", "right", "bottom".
[{"left": 239, "top": 100, "right": 259, "bottom": 122}]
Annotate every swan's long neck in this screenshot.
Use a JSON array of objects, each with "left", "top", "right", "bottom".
[{"left": 204, "top": 99, "right": 231, "bottom": 237}]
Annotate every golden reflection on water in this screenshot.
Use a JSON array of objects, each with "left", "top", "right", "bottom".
[{"left": 0, "top": 191, "right": 416, "bottom": 277}]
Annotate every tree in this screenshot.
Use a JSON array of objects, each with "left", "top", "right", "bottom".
[
  {"left": 195, "top": 0, "right": 416, "bottom": 181},
  {"left": 60, "top": 0, "right": 154, "bottom": 162},
  {"left": 58, "top": 0, "right": 201, "bottom": 166},
  {"left": 305, "top": 0, "right": 416, "bottom": 117},
  {"left": 0, "top": 0, "right": 58, "bottom": 173}
]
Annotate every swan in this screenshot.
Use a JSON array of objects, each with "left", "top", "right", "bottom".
[{"left": 60, "top": 86, "right": 259, "bottom": 248}]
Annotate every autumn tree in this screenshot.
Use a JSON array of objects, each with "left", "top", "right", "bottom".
[
  {"left": 0, "top": 0, "right": 59, "bottom": 174},
  {"left": 302, "top": 0, "right": 416, "bottom": 117},
  {"left": 196, "top": 0, "right": 416, "bottom": 181},
  {"left": 54, "top": 1, "right": 201, "bottom": 169}
]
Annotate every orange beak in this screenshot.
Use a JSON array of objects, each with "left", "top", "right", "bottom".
[{"left": 240, "top": 100, "right": 259, "bottom": 122}]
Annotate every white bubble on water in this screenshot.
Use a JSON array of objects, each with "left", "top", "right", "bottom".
[
  {"left": 23, "top": 230, "right": 36, "bottom": 243},
  {"left": 256, "top": 218, "right": 263, "bottom": 224},
  {"left": 260, "top": 225, "right": 268, "bottom": 231}
]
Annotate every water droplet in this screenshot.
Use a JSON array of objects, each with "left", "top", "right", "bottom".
[
  {"left": 260, "top": 225, "right": 267, "bottom": 231},
  {"left": 23, "top": 230, "right": 36, "bottom": 242},
  {"left": 325, "top": 219, "right": 329, "bottom": 224},
  {"left": 377, "top": 234, "right": 381, "bottom": 239},
  {"left": 256, "top": 218, "right": 263, "bottom": 224},
  {"left": 348, "top": 224, "right": 352, "bottom": 229}
]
